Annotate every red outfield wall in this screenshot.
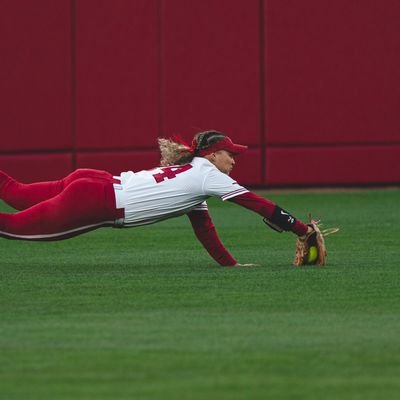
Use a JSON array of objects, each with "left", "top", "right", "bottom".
[{"left": 1, "top": 0, "right": 400, "bottom": 186}]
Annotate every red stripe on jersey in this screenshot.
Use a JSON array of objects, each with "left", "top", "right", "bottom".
[{"left": 221, "top": 188, "right": 248, "bottom": 200}]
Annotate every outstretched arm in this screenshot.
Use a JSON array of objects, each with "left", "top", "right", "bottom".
[
  {"left": 228, "top": 192, "right": 309, "bottom": 237},
  {"left": 187, "top": 209, "right": 257, "bottom": 267}
]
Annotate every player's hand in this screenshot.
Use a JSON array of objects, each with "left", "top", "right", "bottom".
[{"left": 234, "top": 263, "right": 259, "bottom": 267}]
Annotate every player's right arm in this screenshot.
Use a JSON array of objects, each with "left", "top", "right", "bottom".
[{"left": 187, "top": 209, "right": 238, "bottom": 266}]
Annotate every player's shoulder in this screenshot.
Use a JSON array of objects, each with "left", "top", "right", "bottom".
[
  {"left": 189, "top": 157, "right": 212, "bottom": 173},
  {"left": 193, "top": 157, "right": 238, "bottom": 184},
  {"left": 191, "top": 156, "right": 210, "bottom": 167},
  {"left": 191, "top": 157, "right": 218, "bottom": 172}
]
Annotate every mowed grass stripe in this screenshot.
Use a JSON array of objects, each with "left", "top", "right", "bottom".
[{"left": 1, "top": 189, "right": 399, "bottom": 399}]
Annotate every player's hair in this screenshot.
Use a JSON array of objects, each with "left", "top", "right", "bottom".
[
  {"left": 158, "top": 137, "right": 194, "bottom": 166},
  {"left": 158, "top": 130, "right": 225, "bottom": 166}
]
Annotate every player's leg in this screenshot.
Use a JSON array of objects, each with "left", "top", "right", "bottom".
[
  {"left": 0, "top": 177, "right": 123, "bottom": 240},
  {"left": 0, "top": 169, "right": 113, "bottom": 211}
]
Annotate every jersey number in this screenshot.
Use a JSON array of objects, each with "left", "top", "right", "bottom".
[{"left": 152, "top": 164, "right": 193, "bottom": 183}]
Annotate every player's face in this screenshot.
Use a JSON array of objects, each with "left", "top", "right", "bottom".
[{"left": 211, "top": 150, "right": 236, "bottom": 175}]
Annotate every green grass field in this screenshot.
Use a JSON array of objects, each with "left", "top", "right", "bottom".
[{"left": 1, "top": 189, "right": 399, "bottom": 400}]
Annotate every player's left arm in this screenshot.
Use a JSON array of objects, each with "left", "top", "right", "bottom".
[{"left": 228, "top": 192, "right": 308, "bottom": 237}]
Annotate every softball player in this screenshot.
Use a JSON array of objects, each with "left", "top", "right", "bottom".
[{"left": 0, "top": 131, "right": 311, "bottom": 266}]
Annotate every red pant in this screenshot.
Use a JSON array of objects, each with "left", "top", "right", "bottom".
[{"left": 0, "top": 169, "right": 123, "bottom": 240}]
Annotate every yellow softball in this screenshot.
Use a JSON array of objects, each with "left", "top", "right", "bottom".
[{"left": 307, "top": 246, "right": 318, "bottom": 263}]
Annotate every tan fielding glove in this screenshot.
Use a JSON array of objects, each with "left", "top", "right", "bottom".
[{"left": 294, "top": 216, "right": 339, "bottom": 267}]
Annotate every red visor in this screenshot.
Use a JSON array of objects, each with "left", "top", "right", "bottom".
[{"left": 197, "top": 136, "right": 248, "bottom": 156}]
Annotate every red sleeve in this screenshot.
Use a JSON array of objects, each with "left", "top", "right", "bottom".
[
  {"left": 187, "top": 210, "right": 237, "bottom": 266},
  {"left": 228, "top": 192, "right": 308, "bottom": 236},
  {"left": 228, "top": 191, "right": 276, "bottom": 217}
]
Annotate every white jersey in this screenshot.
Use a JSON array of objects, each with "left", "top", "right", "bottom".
[{"left": 113, "top": 157, "right": 248, "bottom": 227}]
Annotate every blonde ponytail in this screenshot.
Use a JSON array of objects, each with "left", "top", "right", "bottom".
[{"left": 158, "top": 137, "right": 195, "bottom": 167}]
